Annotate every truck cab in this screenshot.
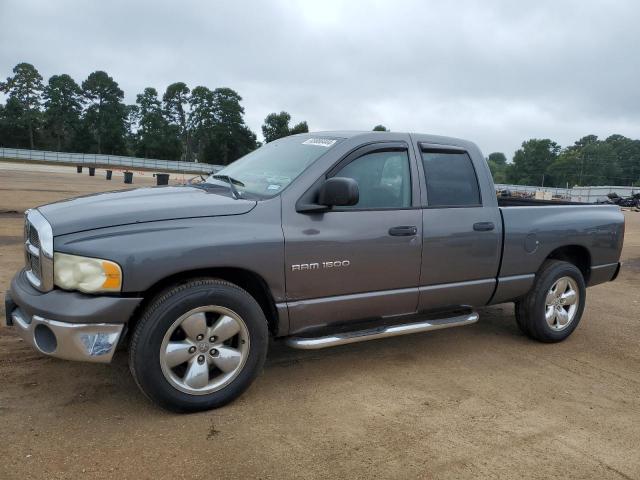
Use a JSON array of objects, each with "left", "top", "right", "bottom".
[{"left": 281, "top": 133, "right": 503, "bottom": 335}]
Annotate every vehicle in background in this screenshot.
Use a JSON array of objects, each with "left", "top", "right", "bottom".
[{"left": 599, "top": 192, "right": 640, "bottom": 208}]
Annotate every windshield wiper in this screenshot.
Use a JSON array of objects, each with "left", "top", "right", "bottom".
[{"left": 211, "top": 174, "right": 245, "bottom": 199}]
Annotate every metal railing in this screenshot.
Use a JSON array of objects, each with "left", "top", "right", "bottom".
[
  {"left": 2, "top": 148, "right": 637, "bottom": 204},
  {"left": 495, "top": 183, "right": 639, "bottom": 203},
  {"left": 0, "top": 147, "right": 222, "bottom": 174}
]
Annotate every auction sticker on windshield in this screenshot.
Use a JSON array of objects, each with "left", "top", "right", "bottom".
[{"left": 302, "top": 138, "right": 337, "bottom": 148}]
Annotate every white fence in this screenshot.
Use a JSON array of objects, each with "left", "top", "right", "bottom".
[
  {"left": 0, "top": 147, "right": 222, "bottom": 174},
  {"left": 496, "top": 183, "right": 639, "bottom": 203}
]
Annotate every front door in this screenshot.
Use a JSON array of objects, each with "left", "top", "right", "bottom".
[{"left": 283, "top": 143, "right": 423, "bottom": 335}]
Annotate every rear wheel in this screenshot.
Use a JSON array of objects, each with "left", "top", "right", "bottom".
[
  {"left": 515, "top": 260, "right": 586, "bottom": 342},
  {"left": 129, "top": 279, "right": 268, "bottom": 412}
]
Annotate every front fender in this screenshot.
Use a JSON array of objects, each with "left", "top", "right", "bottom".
[{"left": 53, "top": 199, "right": 286, "bottom": 301}]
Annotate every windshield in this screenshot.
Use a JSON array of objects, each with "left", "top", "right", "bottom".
[{"left": 205, "top": 135, "right": 341, "bottom": 198}]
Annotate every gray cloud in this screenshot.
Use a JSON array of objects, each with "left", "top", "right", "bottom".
[{"left": 1, "top": 0, "right": 639, "bottom": 157}]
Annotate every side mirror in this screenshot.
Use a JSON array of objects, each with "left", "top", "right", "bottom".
[{"left": 318, "top": 177, "right": 359, "bottom": 207}]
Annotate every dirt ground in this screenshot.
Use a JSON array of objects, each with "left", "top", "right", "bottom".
[{"left": 1, "top": 162, "right": 639, "bottom": 479}]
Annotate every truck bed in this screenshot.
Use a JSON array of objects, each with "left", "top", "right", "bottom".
[{"left": 497, "top": 203, "right": 624, "bottom": 280}]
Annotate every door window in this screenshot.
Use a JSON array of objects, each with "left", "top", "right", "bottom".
[
  {"left": 333, "top": 150, "right": 411, "bottom": 209},
  {"left": 421, "top": 150, "right": 481, "bottom": 207}
]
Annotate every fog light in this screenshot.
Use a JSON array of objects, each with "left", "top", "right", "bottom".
[{"left": 34, "top": 324, "right": 57, "bottom": 353}]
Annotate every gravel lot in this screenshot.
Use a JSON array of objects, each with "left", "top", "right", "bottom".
[{"left": 1, "top": 162, "right": 639, "bottom": 479}]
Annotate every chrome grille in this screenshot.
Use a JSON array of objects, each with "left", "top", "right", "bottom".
[
  {"left": 28, "top": 223, "right": 40, "bottom": 249},
  {"left": 24, "top": 217, "right": 42, "bottom": 286},
  {"left": 23, "top": 210, "right": 54, "bottom": 291},
  {"left": 29, "top": 251, "right": 41, "bottom": 278}
]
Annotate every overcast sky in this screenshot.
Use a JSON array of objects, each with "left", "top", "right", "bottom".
[{"left": 1, "top": 0, "right": 639, "bottom": 157}]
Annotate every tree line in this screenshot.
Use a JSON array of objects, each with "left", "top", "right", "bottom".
[
  {"left": 0, "top": 62, "right": 313, "bottom": 165},
  {"left": 487, "top": 134, "right": 640, "bottom": 187},
  {"left": 4, "top": 63, "right": 637, "bottom": 185}
]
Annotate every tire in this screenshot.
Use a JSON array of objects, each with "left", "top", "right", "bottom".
[
  {"left": 515, "top": 260, "right": 586, "bottom": 343},
  {"left": 129, "top": 278, "right": 268, "bottom": 413},
  {"left": 514, "top": 302, "right": 528, "bottom": 335}
]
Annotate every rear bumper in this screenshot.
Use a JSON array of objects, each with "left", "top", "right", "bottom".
[
  {"left": 4, "top": 270, "right": 143, "bottom": 363},
  {"left": 610, "top": 262, "right": 622, "bottom": 282},
  {"left": 589, "top": 262, "right": 622, "bottom": 286}
]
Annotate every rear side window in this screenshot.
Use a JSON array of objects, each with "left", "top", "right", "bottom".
[{"left": 421, "top": 150, "right": 481, "bottom": 207}]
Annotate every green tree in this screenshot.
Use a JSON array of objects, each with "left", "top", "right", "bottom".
[
  {"left": 134, "top": 87, "right": 181, "bottom": 159},
  {"left": 188, "top": 87, "right": 257, "bottom": 164},
  {"left": 547, "top": 135, "right": 627, "bottom": 187},
  {"left": 43, "top": 74, "right": 83, "bottom": 151},
  {"left": 508, "top": 139, "right": 560, "bottom": 185},
  {"left": 212, "top": 88, "right": 257, "bottom": 163},
  {"left": 487, "top": 152, "right": 506, "bottom": 165},
  {"left": 1, "top": 62, "right": 44, "bottom": 149},
  {"left": 81, "top": 71, "right": 127, "bottom": 154},
  {"left": 605, "top": 134, "right": 640, "bottom": 185},
  {"left": 372, "top": 124, "right": 388, "bottom": 131},
  {"left": 0, "top": 97, "right": 30, "bottom": 147},
  {"left": 290, "top": 121, "right": 309, "bottom": 135},
  {"left": 163, "top": 82, "right": 191, "bottom": 160},
  {"left": 261, "top": 111, "right": 309, "bottom": 143},
  {"left": 123, "top": 104, "right": 140, "bottom": 153},
  {"left": 262, "top": 111, "right": 292, "bottom": 142},
  {"left": 188, "top": 86, "right": 216, "bottom": 161},
  {"left": 486, "top": 152, "right": 508, "bottom": 183}
]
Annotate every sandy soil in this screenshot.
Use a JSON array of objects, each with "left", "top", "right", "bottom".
[{"left": 1, "top": 163, "right": 639, "bottom": 479}]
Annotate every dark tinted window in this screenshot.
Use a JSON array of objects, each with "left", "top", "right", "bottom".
[
  {"left": 334, "top": 150, "right": 411, "bottom": 209},
  {"left": 421, "top": 150, "right": 481, "bottom": 207}
]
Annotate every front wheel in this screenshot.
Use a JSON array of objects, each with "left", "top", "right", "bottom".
[
  {"left": 515, "top": 260, "right": 586, "bottom": 343},
  {"left": 129, "top": 279, "right": 268, "bottom": 412}
]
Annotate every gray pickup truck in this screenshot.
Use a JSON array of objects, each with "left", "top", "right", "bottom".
[{"left": 5, "top": 132, "right": 624, "bottom": 412}]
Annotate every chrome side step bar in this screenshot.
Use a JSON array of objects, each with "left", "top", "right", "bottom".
[{"left": 285, "top": 312, "right": 479, "bottom": 350}]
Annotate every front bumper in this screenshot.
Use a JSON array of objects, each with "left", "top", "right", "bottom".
[
  {"left": 8, "top": 306, "right": 124, "bottom": 363},
  {"left": 4, "top": 270, "right": 143, "bottom": 363}
]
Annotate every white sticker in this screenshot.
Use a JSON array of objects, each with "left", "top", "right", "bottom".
[
  {"left": 302, "top": 138, "right": 337, "bottom": 148},
  {"left": 267, "top": 184, "right": 281, "bottom": 191}
]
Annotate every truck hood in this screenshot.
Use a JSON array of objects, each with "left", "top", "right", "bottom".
[{"left": 38, "top": 185, "right": 257, "bottom": 236}]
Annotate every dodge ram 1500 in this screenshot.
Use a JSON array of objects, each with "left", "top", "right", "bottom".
[{"left": 5, "top": 131, "right": 624, "bottom": 412}]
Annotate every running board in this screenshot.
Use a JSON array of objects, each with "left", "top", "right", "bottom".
[{"left": 285, "top": 312, "right": 479, "bottom": 350}]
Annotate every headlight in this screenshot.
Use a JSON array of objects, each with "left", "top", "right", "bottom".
[{"left": 53, "top": 253, "right": 122, "bottom": 293}]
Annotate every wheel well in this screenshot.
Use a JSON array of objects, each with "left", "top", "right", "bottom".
[
  {"left": 546, "top": 245, "right": 591, "bottom": 282},
  {"left": 127, "top": 268, "right": 279, "bottom": 337}
]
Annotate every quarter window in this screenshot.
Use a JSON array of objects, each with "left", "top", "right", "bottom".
[
  {"left": 421, "top": 150, "right": 481, "bottom": 207},
  {"left": 333, "top": 150, "right": 411, "bottom": 209}
]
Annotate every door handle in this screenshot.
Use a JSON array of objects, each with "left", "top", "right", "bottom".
[
  {"left": 389, "top": 226, "right": 418, "bottom": 236},
  {"left": 473, "top": 222, "right": 495, "bottom": 231}
]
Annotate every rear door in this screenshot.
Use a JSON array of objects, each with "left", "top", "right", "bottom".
[
  {"left": 416, "top": 143, "right": 502, "bottom": 310},
  {"left": 283, "top": 142, "right": 423, "bottom": 334}
]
